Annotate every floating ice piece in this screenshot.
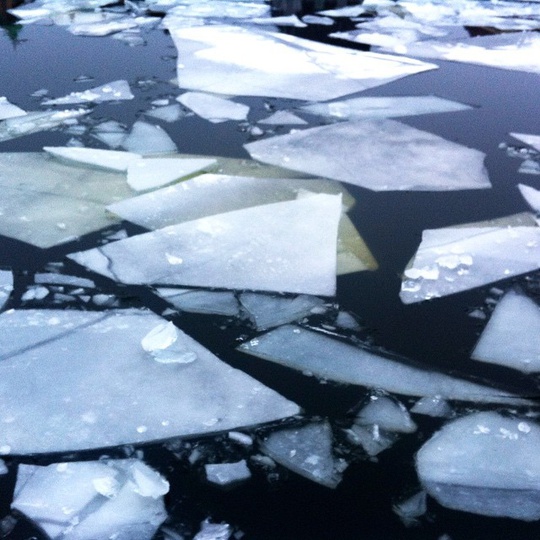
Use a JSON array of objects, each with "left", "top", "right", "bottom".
[
  {"left": 141, "top": 321, "right": 198, "bottom": 364},
  {"left": 518, "top": 159, "right": 540, "bottom": 175},
  {"left": 511, "top": 132, "right": 540, "bottom": 152},
  {"left": 164, "top": 0, "right": 269, "bottom": 20},
  {"left": 238, "top": 325, "right": 529, "bottom": 403},
  {"left": 393, "top": 491, "right": 427, "bottom": 527},
  {"left": 250, "top": 15, "right": 307, "bottom": 27},
  {"left": 471, "top": 289, "right": 540, "bottom": 373},
  {"left": 35, "top": 272, "right": 95, "bottom": 288},
  {"left": 121, "top": 121, "right": 178, "bottom": 155},
  {"left": 194, "top": 519, "right": 232, "bottom": 540},
  {"left": 239, "top": 292, "right": 326, "bottom": 331},
  {"left": 258, "top": 110, "right": 308, "bottom": 125},
  {"left": 400, "top": 217, "right": 540, "bottom": 304},
  {"left": 165, "top": 24, "right": 437, "bottom": 101},
  {"left": 43, "top": 80, "right": 134, "bottom": 105},
  {"left": 299, "top": 95, "right": 472, "bottom": 121},
  {"left": 177, "top": 92, "right": 249, "bottom": 123},
  {"left": 0, "top": 459, "right": 6, "bottom": 475},
  {"left": 0, "top": 270, "right": 13, "bottom": 311},
  {"left": 69, "top": 18, "right": 139, "bottom": 36},
  {"left": 260, "top": 421, "right": 345, "bottom": 488},
  {"left": 70, "top": 194, "right": 341, "bottom": 296},
  {"left": 345, "top": 424, "right": 398, "bottom": 456},
  {"left": 91, "top": 120, "right": 127, "bottom": 148},
  {"left": 416, "top": 412, "right": 540, "bottom": 521},
  {"left": 0, "top": 309, "right": 299, "bottom": 454},
  {"left": 21, "top": 285, "right": 49, "bottom": 302},
  {"left": 205, "top": 460, "right": 252, "bottom": 487},
  {"left": 355, "top": 396, "right": 417, "bottom": 433},
  {"left": 12, "top": 459, "right": 168, "bottom": 540},
  {"left": 127, "top": 156, "right": 216, "bottom": 191},
  {"left": 301, "top": 14, "right": 334, "bottom": 26},
  {"left": 145, "top": 103, "right": 184, "bottom": 123},
  {"left": 8, "top": 0, "right": 115, "bottom": 20},
  {"left": 334, "top": 310, "right": 360, "bottom": 330},
  {"left": 411, "top": 396, "right": 452, "bottom": 418},
  {"left": 245, "top": 119, "right": 490, "bottom": 191},
  {"left": 156, "top": 288, "right": 240, "bottom": 317},
  {"left": 0, "top": 97, "right": 26, "bottom": 120},
  {"left": 44, "top": 146, "right": 140, "bottom": 172},
  {"left": 518, "top": 184, "right": 540, "bottom": 213}
]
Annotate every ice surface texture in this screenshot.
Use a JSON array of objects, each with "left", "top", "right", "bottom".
[{"left": 43, "top": 80, "right": 134, "bottom": 105}]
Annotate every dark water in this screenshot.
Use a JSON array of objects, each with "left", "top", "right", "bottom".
[{"left": 1, "top": 2, "right": 540, "bottom": 539}]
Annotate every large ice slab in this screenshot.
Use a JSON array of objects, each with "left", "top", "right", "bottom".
[
  {"left": 12, "top": 459, "right": 168, "bottom": 540},
  {"left": 43, "top": 80, "right": 134, "bottom": 105},
  {"left": 238, "top": 325, "right": 528, "bottom": 403},
  {"left": 0, "top": 309, "right": 300, "bottom": 454},
  {"left": 416, "top": 412, "right": 540, "bottom": 520},
  {"left": 0, "top": 97, "right": 26, "bottom": 120},
  {"left": 44, "top": 146, "right": 141, "bottom": 172},
  {"left": 245, "top": 119, "right": 490, "bottom": 191},
  {"left": 518, "top": 184, "right": 540, "bottom": 213},
  {"left": 177, "top": 92, "right": 249, "bottom": 123},
  {"left": 0, "top": 270, "right": 13, "bottom": 311},
  {"left": 471, "top": 289, "right": 540, "bottom": 373},
  {"left": 70, "top": 194, "right": 342, "bottom": 295},
  {"left": 165, "top": 24, "right": 437, "bottom": 101}
]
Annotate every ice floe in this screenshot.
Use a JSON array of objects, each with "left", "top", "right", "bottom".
[
  {"left": 258, "top": 110, "right": 308, "bottom": 126},
  {"left": 393, "top": 491, "right": 427, "bottom": 527},
  {"left": 345, "top": 423, "right": 398, "bottom": 457},
  {"left": 121, "top": 120, "right": 178, "bottom": 155},
  {"left": 471, "top": 289, "right": 540, "bottom": 373},
  {"left": 156, "top": 288, "right": 240, "bottom": 317},
  {"left": 69, "top": 194, "right": 343, "bottom": 296},
  {"left": 145, "top": 103, "right": 184, "bottom": 123},
  {"left": 245, "top": 119, "right": 490, "bottom": 191},
  {"left": 0, "top": 97, "right": 26, "bottom": 121},
  {"left": 416, "top": 412, "right": 540, "bottom": 520},
  {"left": 238, "top": 325, "right": 529, "bottom": 403},
  {"left": 511, "top": 132, "right": 540, "bottom": 152},
  {"left": 411, "top": 396, "right": 453, "bottom": 418},
  {"left": 177, "top": 92, "right": 250, "bottom": 123},
  {"left": 518, "top": 184, "right": 540, "bottom": 213},
  {"left": 165, "top": 24, "right": 437, "bottom": 101},
  {"left": 355, "top": 395, "right": 417, "bottom": 433},
  {"left": 43, "top": 80, "right": 134, "bottom": 106},
  {"left": 12, "top": 459, "right": 168, "bottom": 540},
  {"left": 518, "top": 159, "right": 540, "bottom": 175},
  {"left": 44, "top": 146, "right": 141, "bottom": 172},
  {"left": 0, "top": 270, "right": 13, "bottom": 311},
  {"left": 0, "top": 309, "right": 299, "bottom": 454},
  {"left": 205, "top": 460, "right": 252, "bottom": 487},
  {"left": 91, "top": 119, "right": 128, "bottom": 148}
]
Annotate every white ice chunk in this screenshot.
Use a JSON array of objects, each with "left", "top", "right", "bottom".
[
  {"left": 69, "top": 18, "right": 139, "bottom": 36},
  {"left": 12, "top": 459, "right": 168, "bottom": 540},
  {"left": 250, "top": 15, "right": 307, "bottom": 27},
  {"left": 205, "top": 460, "right": 252, "bottom": 487},
  {"left": 299, "top": 95, "right": 472, "bottom": 121},
  {"left": 43, "top": 80, "right": 134, "bottom": 105},
  {"left": 393, "top": 491, "right": 427, "bottom": 526},
  {"left": 177, "top": 92, "right": 249, "bottom": 123},
  {"left": 258, "top": 111, "right": 308, "bottom": 125},
  {"left": 355, "top": 396, "right": 417, "bottom": 433},
  {"left": 121, "top": 121, "right": 178, "bottom": 155},
  {"left": 471, "top": 289, "right": 540, "bottom": 373},
  {"left": 127, "top": 156, "right": 216, "bottom": 191},
  {"left": 245, "top": 119, "right": 490, "bottom": 191},
  {"left": 345, "top": 424, "right": 398, "bottom": 456},
  {"left": 0, "top": 270, "right": 13, "bottom": 311},
  {"left": 301, "top": 15, "right": 334, "bottom": 26},
  {"left": 334, "top": 310, "right": 360, "bottom": 330},
  {"left": 44, "top": 146, "right": 140, "bottom": 172},
  {"left": 0, "top": 97, "right": 26, "bottom": 120},
  {"left": 238, "top": 325, "right": 529, "bottom": 403},
  {"left": 416, "top": 412, "right": 540, "bottom": 520},
  {"left": 35, "top": 272, "right": 95, "bottom": 288},
  {"left": 164, "top": 0, "right": 269, "bottom": 20},
  {"left": 165, "top": 24, "right": 437, "bottom": 101},
  {"left": 91, "top": 120, "right": 127, "bottom": 148},
  {"left": 239, "top": 292, "right": 326, "bottom": 331},
  {"left": 260, "top": 421, "right": 345, "bottom": 488},
  {"left": 156, "top": 288, "right": 240, "bottom": 317},
  {"left": 0, "top": 309, "right": 300, "bottom": 454},
  {"left": 70, "top": 194, "right": 342, "bottom": 296},
  {"left": 518, "top": 184, "right": 540, "bottom": 213},
  {"left": 21, "top": 285, "right": 49, "bottom": 301},
  {"left": 145, "top": 103, "right": 184, "bottom": 123},
  {"left": 411, "top": 396, "right": 453, "bottom": 418},
  {"left": 518, "top": 159, "right": 540, "bottom": 175},
  {"left": 511, "top": 132, "right": 540, "bottom": 152},
  {"left": 194, "top": 519, "right": 232, "bottom": 540}
]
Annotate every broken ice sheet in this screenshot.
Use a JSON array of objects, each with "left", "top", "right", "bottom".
[
  {"left": 0, "top": 270, "right": 13, "bottom": 311},
  {"left": 260, "top": 420, "right": 345, "bottom": 488},
  {"left": 69, "top": 194, "right": 342, "bottom": 296},
  {"left": 519, "top": 184, "right": 540, "bottom": 213},
  {"left": 471, "top": 288, "right": 540, "bottom": 373},
  {"left": 238, "top": 325, "right": 529, "bottom": 403},
  {"left": 299, "top": 95, "right": 472, "bottom": 122},
  {"left": 511, "top": 132, "right": 540, "bottom": 152},
  {"left": 400, "top": 214, "right": 540, "bottom": 304},
  {"left": 416, "top": 412, "right": 540, "bottom": 521},
  {"left": 177, "top": 92, "right": 249, "bottom": 123},
  {"left": 91, "top": 119, "right": 127, "bottom": 148},
  {"left": 411, "top": 396, "right": 452, "bottom": 418},
  {"left": 156, "top": 288, "right": 240, "bottom": 317},
  {"left": 355, "top": 395, "right": 417, "bottom": 433},
  {"left": 518, "top": 159, "right": 540, "bottom": 176},
  {"left": 44, "top": 146, "right": 141, "bottom": 172},
  {"left": 12, "top": 459, "right": 168, "bottom": 540},
  {"left": 0, "top": 97, "right": 26, "bottom": 120},
  {"left": 144, "top": 103, "right": 184, "bottom": 123},
  {"left": 345, "top": 423, "right": 398, "bottom": 457},
  {"left": 121, "top": 120, "right": 178, "bottom": 155},
  {"left": 163, "top": 0, "right": 269, "bottom": 21},
  {"left": 205, "top": 460, "right": 252, "bottom": 487},
  {"left": 0, "top": 309, "right": 299, "bottom": 454},
  {"left": 258, "top": 110, "right": 308, "bottom": 126},
  {"left": 165, "top": 24, "right": 437, "bottom": 101},
  {"left": 245, "top": 119, "right": 491, "bottom": 191},
  {"left": 43, "top": 80, "right": 134, "bottom": 105}
]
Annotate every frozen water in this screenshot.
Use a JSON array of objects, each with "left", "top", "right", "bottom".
[
  {"left": 177, "top": 92, "right": 249, "bottom": 123},
  {"left": 518, "top": 184, "right": 540, "bottom": 213},
  {"left": 165, "top": 24, "right": 437, "bottom": 101},
  {"left": 193, "top": 519, "right": 232, "bottom": 540},
  {"left": 43, "top": 80, "right": 134, "bottom": 105},
  {"left": 301, "top": 15, "right": 334, "bottom": 26},
  {"left": 393, "top": 491, "right": 427, "bottom": 526},
  {"left": 238, "top": 325, "right": 529, "bottom": 403},
  {"left": 416, "top": 412, "right": 540, "bottom": 520},
  {"left": 69, "top": 194, "right": 342, "bottom": 296},
  {"left": 69, "top": 19, "right": 139, "bottom": 37},
  {"left": 12, "top": 459, "right": 168, "bottom": 540},
  {"left": 8, "top": 0, "right": 117, "bottom": 20},
  {"left": 411, "top": 396, "right": 453, "bottom": 418},
  {"left": 0, "top": 270, "right": 13, "bottom": 311},
  {"left": 205, "top": 460, "right": 252, "bottom": 487},
  {"left": 91, "top": 120, "right": 127, "bottom": 148},
  {"left": 250, "top": 15, "right": 307, "bottom": 27},
  {"left": 518, "top": 159, "right": 540, "bottom": 175},
  {"left": 471, "top": 289, "right": 540, "bottom": 373},
  {"left": 511, "top": 132, "right": 540, "bottom": 152},
  {"left": 0, "top": 97, "right": 26, "bottom": 120},
  {"left": 355, "top": 396, "right": 417, "bottom": 433},
  {"left": 260, "top": 420, "right": 345, "bottom": 488},
  {"left": 44, "top": 146, "right": 141, "bottom": 172},
  {"left": 299, "top": 95, "right": 472, "bottom": 121},
  {"left": 245, "top": 119, "right": 490, "bottom": 191},
  {"left": 35, "top": 272, "right": 95, "bottom": 288},
  {"left": 145, "top": 103, "right": 184, "bottom": 123},
  {"left": 258, "top": 111, "right": 308, "bottom": 125},
  {"left": 0, "top": 309, "right": 300, "bottom": 454},
  {"left": 156, "top": 288, "right": 240, "bottom": 316},
  {"left": 345, "top": 424, "right": 398, "bottom": 457},
  {"left": 162, "top": 0, "right": 269, "bottom": 20},
  {"left": 121, "top": 120, "right": 178, "bottom": 155},
  {"left": 127, "top": 156, "right": 217, "bottom": 191}
]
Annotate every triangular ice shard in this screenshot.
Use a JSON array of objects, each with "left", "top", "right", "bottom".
[
  {"left": 44, "top": 146, "right": 141, "bottom": 172},
  {"left": 238, "top": 325, "right": 529, "bottom": 403},
  {"left": 177, "top": 92, "right": 249, "bottom": 123},
  {"left": 0, "top": 97, "right": 26, "bottom": 120},
  {"left": 471, "top": 289, "right": 540, "bottom": 373},
  {"left": 518, "top": 184, "right": 540, "bottom": 213},
  {"left": 0, "top": 270, "right": 13, "bottom": 311},
  {"left": 43, "top": 80, "right": 134, "bottom": 105},
  {"left": 70, "top": 194, "right": 342, "bottom": 296},
  {"left": 355, "top": 396, "right": 417, "bottom": 433},
  {"left": 145, "top": 103, "right": 184, "bottom": 123},
  {"left": 0, "top": 309, "right": 300, "bottom": 454},
  {"left": 258, "top": 111, "right": 308, "bottom": 125},
  {"left": 165, "top": 24, "right": 437, "bottom": 101},
  {"left": 511, "top": 132, "right": 540, "bottom": 152},
  {"left": 245, "top": 119, "right": 490, "bottom": 191},
  {"left": 156, "top": 288, "right": 240, "bottom": 317},
  {"left": 121, "top": 121, "right": 178, "bottom": 155}
]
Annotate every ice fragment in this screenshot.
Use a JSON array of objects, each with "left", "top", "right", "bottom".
[
  {"left": 177, "top": 92, "right": 249, "bottom": 123},
  {"left": 205, "top": 460, "right": 252, "bottom": 487},
  {"left": 43, "top": 80, "right": 134, "bottom": 105}
]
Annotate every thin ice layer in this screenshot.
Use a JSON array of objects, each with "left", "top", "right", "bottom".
[
  {"left": 44, "top": 146, "right": 141, "bottom": 172},
  {"left": 238, "top": 325, "right": 529, "bottom": 403},
  {"left": 177, "top": 92, "right": 249, "bottom": 123},
  {"left": 0, "top": 309, "right": 300, "bottom": 454},
  {"left": 0, "top": 270, "right": 13, "bottom": 311},
  {"left": 43, "top": 80, "right": 134, "bottom": 105},
  {"left": 471, "top": 289, "right": 540, "bottom": 373},
  {"left": 165, "top": 24, "right": 437, "bottom": 101},
  {"left": 12, "top": 459, "right": 168, "bottom": 540},
  {"left": 245, "top": 119, "right": 490, "bottom": 191},
  {"left": 70, "top": 194, "right": 342, "bottom": 296},
  {"left": 260, "top": 420, "right": 345, "bottom": 488},
  {"left": 0, "top": 97, "right": 26, "bottom": 120},
  {"left": 416, "top": 412, "right": 540, "bottom": 520}
]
